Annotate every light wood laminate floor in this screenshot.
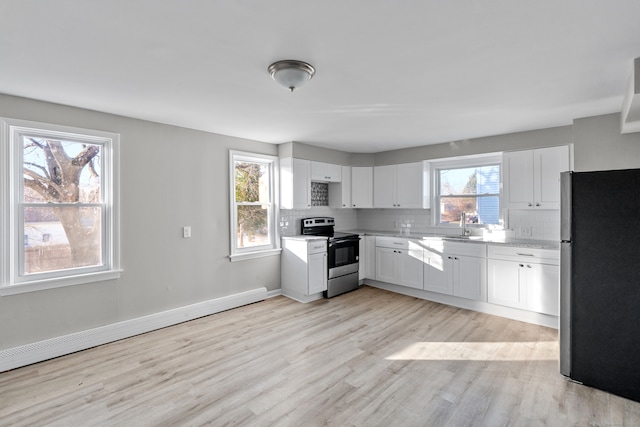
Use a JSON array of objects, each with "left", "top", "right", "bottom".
[{"left": 2, "top": 286, "right": 639, "bottom": 426}]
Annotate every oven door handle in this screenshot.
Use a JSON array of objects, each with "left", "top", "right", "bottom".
[{"left": 329, "top": 238, "right": 360, "bottom": 247}]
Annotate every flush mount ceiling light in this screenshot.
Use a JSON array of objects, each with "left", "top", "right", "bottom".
[{"left": 268, "top": 60, "right": 315, "bottom": 92}]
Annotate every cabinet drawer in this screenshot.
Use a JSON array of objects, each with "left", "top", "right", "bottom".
[
  {"left": 487, "top": 245, "right": 558, "bottom": 264},
  {"left": 308, "top": 240, "right": 328, "bottom": 254},
  {"left": 424, "top": 239, "right": 486, "bottom": 258},
  {"left": 376, "top": 236, "right": 423, "bottom": 250}
]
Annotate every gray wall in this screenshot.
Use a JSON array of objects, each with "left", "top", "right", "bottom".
[
  {"left": 3, "top": 92, "right": 639, "bottom": 352},
  {"left": 373, "top": 125, "right": 574, "bottom": 165},
  {"left": 0, "top": 94, "right": 281, "bottom": 350},
  {"left": 573, "top": 113, "right": 640, "bottom": 171}
]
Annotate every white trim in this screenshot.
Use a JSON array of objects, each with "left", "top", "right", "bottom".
[
  {"left": 0, "top": 269, "right": 122, "bottom": 296},
  {"left": 431, "top": 153, "right": 503, "bottom": 229},
  {"left": 266, "top": 288, "right": 282, "bottom": 298},
  {"left": 0, "top": 287, "right": 267, "bottom": 372},
  {"left": 228, "top": 247, "right": 282, "bottom": 262},
  {"left": 0, "top": 117, "right": 121, "bottom": 290},
  {"left": 228, "top": 150, "right": 280, "bottom": 259}
]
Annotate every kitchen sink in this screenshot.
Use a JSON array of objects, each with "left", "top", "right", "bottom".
[{"left": 443, "top": 235, "right": 484, "bottom": 241}]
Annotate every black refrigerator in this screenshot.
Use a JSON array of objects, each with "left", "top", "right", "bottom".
[{"left": 560, "top": 169, "right": 640, "bottom": 403}]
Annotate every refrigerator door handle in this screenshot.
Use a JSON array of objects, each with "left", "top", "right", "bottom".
[{"left": 560, "top": 172, "right": 572, "bottom": 242}]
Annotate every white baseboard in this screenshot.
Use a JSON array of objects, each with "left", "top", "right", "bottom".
[
  {"left": 0, "top": 287, "right": 267, "bottom": 372},
  {"left": 266, "top": 289, "right": 282, "bottom": 298}
]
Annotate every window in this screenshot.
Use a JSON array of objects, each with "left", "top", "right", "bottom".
[
  {"left": 434, "top": 156, "right": 501, "bottom": 227},
  {"left": 229, "top": 151, "right": 280, "bottom": 261},
  {"left": 0, "top": 118, "right": 120, "bottom": 294}
]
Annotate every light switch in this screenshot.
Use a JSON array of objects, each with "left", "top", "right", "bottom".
[{"left": 183, "top": 226, "right": 191, "bottom": 238}]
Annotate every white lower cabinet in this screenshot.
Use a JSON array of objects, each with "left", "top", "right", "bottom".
[
  {"left": 281, "top": 238, "right": 328, "bottom": 302},
  {"left": 364, "top": 235, "right": 376, "bottom": 279},
  {"left": 424, "top": 240, "right": 487, "bottom": 301},
  {"left": 487, "top": 246, "right": 559, "bottom": 316},
  {"left": 308, "top": 251, "right": 328, "bottom": 295},
  {"left": 375, "top": 237, "right": 424, "bottom": 289}
]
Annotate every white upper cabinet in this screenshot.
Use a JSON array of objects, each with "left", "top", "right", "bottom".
[
  {"left": 373, "top": 162, "right": 430, "bottom": 209},
  {"left": 280, "top": 158, "right": 311, "bottom": 209},
  {"left": 351, "top": 166, "right": 374, "bottom": 208},
  {"left": 503, "top": 146, "right": 570, "bottom": 210},
  {"left": 329, "top": 166, "right": 352, "bottom": 208},
  {"left": 311, "top": 161, "right": 341, "bottom": 182}
]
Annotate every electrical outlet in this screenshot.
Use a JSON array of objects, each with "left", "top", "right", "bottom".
[
  {"left": 520, "top": 227, "right": 531, "bottom": 237},
  {"left": 183, "top": 226, "right": 192, "bottom": 238}
]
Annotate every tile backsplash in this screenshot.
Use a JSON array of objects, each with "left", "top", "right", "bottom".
[{"left": 280, "top": 206, "right": 559, "bottom": 242}]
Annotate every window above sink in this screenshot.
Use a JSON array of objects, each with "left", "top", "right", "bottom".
[{"left": 431, "top": 153, "right": 503, "bottom": 230}]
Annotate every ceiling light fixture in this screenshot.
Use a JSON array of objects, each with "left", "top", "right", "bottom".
[{"left": 268, "top": 60, "right": 315, "bottom": 92}]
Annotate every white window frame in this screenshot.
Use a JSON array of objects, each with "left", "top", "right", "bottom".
[
  {"left": 228, "top": 150, "right": 280, "bottom": 262},
  {"left": 431, "top": 153, "right": 503, "bottom": 229},
  {"left": 0, "top": 118, "right": 121, "bottom": 295}
]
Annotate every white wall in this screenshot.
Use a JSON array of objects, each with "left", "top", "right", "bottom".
[{"left": 0, "top": 94, "right": 281, "bottom": 350}]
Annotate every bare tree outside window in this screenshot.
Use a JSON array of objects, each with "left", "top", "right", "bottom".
[
  {"left": 22, "top": 137, "right": 102, "bottom": 273},
  {"left": 234, "top": 160, "right": 270, "bottom": 248}
]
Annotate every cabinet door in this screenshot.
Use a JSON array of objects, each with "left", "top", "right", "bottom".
[
  {"left": 364, "top": 235, "right": 376, "bottom": 279},
  {"left": 373, "top": 165, "right": 396, "bottom": 208},
  {"left": 395, "top": 162, "right": 423, "bottom": 208},
  {"left": 525, "top": 263, "right": 559, "bottom": 316},
  {"left": 310, "top": 161, "right": 328, "bottom": 182},
  {"left": 308, "top": 252, "right": 327, "bottom": 294},
  {"left": 351, "top": 167, "right": 373, "bottom": 208},
  {"left": 425, "top": 250, "right": 453, "bottom": 294},
  {"left": 281, "top": 158, "right": 311, "bottom": 209},
  {"left": 534, "top": 146, "right": 569, "bottom": 209},
  {"left": 375, "top": 247, "right": 396, "bottom": 283},
  {"left": 503, "top": 150, "right": 534, "bottom": 209},
  {"left": 396, "top": 248, "right": 424, "bottom": 289},
  {"left": 488, "top": 259, "right": 526, "bottom": 309},
  {"left": 326, "top": 163, "right": 342, "bottom": 182},
  {"left": 311, "top": 161, "right": 341, "bottom": 182},
  {"left": 329, "top": 166, "right": 351, "bottom": 208},
  {"left": 454, "top": 255, "right": 486, "bottom": 301}
]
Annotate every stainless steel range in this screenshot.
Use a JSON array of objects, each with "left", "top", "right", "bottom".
[{"left": 301, "top": 217, "right": 360, "bottom": 298}]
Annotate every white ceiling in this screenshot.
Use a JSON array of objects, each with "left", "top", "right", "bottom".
[{"left": 1, "top": 1, "right": 640, "bottom": 153}]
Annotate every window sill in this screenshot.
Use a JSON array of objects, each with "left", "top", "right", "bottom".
[
  {"left": 229, "top": 248, "right": 282, "bottom": 262},
  {"left": 0, "top": 269, "right": 123, "bottom": 296}
]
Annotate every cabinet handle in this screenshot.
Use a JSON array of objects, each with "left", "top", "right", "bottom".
[
  {"left": 527, "top": 264, "right": 532, "bottom": 268},
  {"left": 535, "top": 203, "right": 540, "bottom": 207},
  {"left": 528, "top": 203, "right": 533, "bottom": 207},
  {"left": 519, "top": 264, "right": 524, "bottom": 267},
  {"left": 454, "top": 257, "right": 458, "bottom": 260},
  {"left": 516, "top": 253, "right": 535, "bottom": 257},
  {"left": 448, "top": 256, "right": 453, "bottom": 259}
]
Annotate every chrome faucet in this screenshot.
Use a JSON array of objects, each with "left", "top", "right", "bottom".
[{"left": 460, "top": 212, "right": 470, "bottom": 236}]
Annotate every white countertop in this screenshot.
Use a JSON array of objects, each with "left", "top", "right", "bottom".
[
  {"left": 341, "top": 229, "right": 559, "bottom": 250},
  {"left": 281, "top": 235, "right": 328, "bottom": 242}
]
